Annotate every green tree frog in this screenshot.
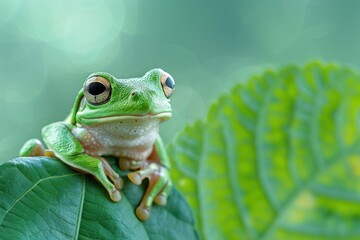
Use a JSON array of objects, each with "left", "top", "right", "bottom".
[{"left": 19, "top": 69, "right": 175, "bottom": 221}]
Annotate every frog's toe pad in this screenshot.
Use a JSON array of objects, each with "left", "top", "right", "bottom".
[
  {"left": 110, "top": 189, "right": 122, "bottom": 202},
  {"left": 119, "top": 158, "right": 130, "bottom": 170},
  {"left": 128, "top": 172, "right": 142, "bottom": 185},
  {"left": 154, "top": 194, "right": 167, "bottom": 206},
  {"left": 136, "top": 206, "right": 150, "bottom": 221}
]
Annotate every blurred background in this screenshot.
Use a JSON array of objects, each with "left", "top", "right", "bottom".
[{"left": 1, "top": 0, "right": 360, "bottom": 163}]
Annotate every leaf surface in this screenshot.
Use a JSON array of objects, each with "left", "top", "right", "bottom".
[
  {"left": 168, "top": 62, "right": 360, "bottom": 239},
  {"left": 0, "top": 157, "right": 199, "bottom": 240}
]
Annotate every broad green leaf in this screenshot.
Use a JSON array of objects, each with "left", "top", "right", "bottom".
[
  {"left": 0, "top": 157, "right": 199, "bottom": 239},
  {"left": 168, "top": 62, "right": 360, "bottom": 240}
]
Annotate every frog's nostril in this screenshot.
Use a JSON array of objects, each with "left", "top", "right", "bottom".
[{"left": 130, "top": 90, "right": 141, "bottom": 99}]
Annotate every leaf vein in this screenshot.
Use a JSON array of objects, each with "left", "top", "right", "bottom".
[{"left": 0, "top": 173, "right": 81, "bottom": 227}]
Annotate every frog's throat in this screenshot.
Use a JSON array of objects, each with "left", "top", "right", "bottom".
[{"left": 78, "top": 112, "right": 172, "bottom": 126}]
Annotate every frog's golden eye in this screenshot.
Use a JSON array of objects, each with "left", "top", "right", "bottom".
[
  {"left": 160, "top": 72, "right": 175, "bottom": 98},
  {"left": 83, "top": 76, "right": 111, "bottom": 105}
]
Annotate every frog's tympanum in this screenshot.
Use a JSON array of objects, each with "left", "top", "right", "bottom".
[{"left": 20, "top": 69, "right": 175, "bottom": 221}]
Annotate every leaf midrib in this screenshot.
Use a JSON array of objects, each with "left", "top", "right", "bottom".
[
  {"left": 74, "top": 175, "right": 86, "bottom": 240},
  {"left": 255, "top": 73, "right": 281, "bottom": 212},
  {"left": 196, "top": 124, "right": 207, "bottom": 240},
  {"left": 221, "top": 113, "right": 257, "bottom": 239}
]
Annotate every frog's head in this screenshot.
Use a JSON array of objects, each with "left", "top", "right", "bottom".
[{"left": 74, "top": 69, "right": 175, "bottom": 126}]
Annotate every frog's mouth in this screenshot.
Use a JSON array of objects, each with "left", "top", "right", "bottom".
[{"left": 79, "top": 112, "right": 172, "bottom": 125}]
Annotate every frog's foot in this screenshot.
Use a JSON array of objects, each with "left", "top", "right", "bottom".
[
  {"left": 119, "top": 158, "right": 146, "bottom": 171},
  {"left": 20, "top": 139, "right": 45, "bottom": 157},
  {"left": 99, "top": 157, "right": 124, "bottom": 190},
  {"left": 128, "top": 163, "right": 159, "bottom": 185},
  {"left": 128, "top": 163, "right": 172, "bottom": 221},
  {"left": 135, "top": 183, "right": 170, "bottom": 218}
]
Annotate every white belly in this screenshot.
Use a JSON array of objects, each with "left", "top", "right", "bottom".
[{"left": 72, "top": 117, "right": 160, "bottom": 160}]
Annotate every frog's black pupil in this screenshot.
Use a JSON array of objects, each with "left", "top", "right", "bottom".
[
  {"left": 165, "top": 77, "right": 175, "bottom": 89},
  {"left": 88, "top": 82, "right": 106, "bottom": 95}
]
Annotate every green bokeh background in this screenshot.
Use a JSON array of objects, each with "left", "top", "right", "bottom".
[{"left": 1, "top": 0, "right": 360, "bottom": 164}]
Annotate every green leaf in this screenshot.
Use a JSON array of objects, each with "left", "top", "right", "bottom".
[
  {"left": 168, "top": 62, "right": 360, "bottom": 240},
  {"left": 0, "top": 157, "right": 199, "bottom": 239}
]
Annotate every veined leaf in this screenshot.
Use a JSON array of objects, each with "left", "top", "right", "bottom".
[
  {"left": 0, "top": 157, "right": 199, "bottom": 239},
  {"left": 168, "top": 62, "right": 360, "bottom": 239}
]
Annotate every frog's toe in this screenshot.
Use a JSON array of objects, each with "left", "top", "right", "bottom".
[
  {"left": 119, "top": 158, "right": 131, "bottom": 171},
  {"left": 154, "top": 181, "right": 171, "bottom": 206},
  {"left": 136, "top": 206, "right": 150, "bottom": 221},
  {"left": 154, "top": 193, "right": 167, "bottom": 206},
  {"left": 110, "top": 189, "right": 122, "bottom": 202},
  {"left": 128, "top": 172, "right": 142, "bottom": 185},
  {"left": 114, "top": 176, "right": 124, "bottom": 190}
]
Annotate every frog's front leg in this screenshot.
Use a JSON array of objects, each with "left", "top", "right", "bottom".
[{"left": 42, "top": 122, "right": 123, "bottom": 201}]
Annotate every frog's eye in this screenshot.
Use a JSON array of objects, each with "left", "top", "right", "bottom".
[
  {"left": 160, "top": 72, "right": 175, "bottom": 98},
  {"left": 83, "top": 76, "right": 111, "bottom": 105}
]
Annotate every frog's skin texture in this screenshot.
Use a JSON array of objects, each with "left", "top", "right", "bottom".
[{"left": 20, "top": 69, "right": 175, "bottom": 221}]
